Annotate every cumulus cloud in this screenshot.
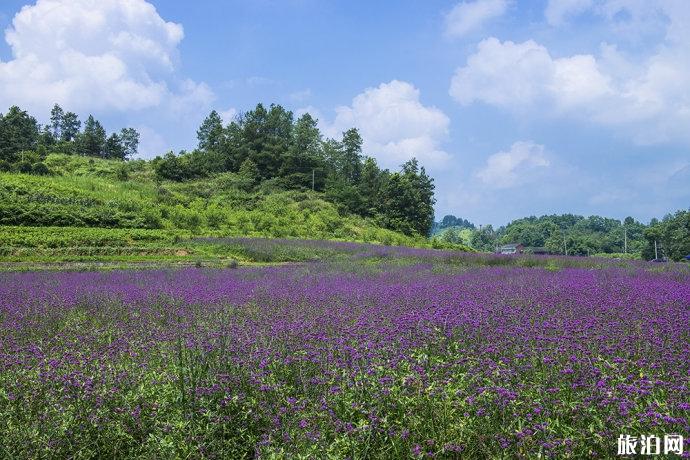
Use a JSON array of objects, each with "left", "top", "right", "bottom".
[
  {"left": 445, "top": 0, "right": 511, "bottom": 37},
  {"left": 450, "top": 38, "right": 612, "bottom": 111},
  {"left": 475, "top": 141, "right": 550, "bottom": 189},
  {"left": 450, "top": 1, "right": 690, "bottom": 145},
  {"left": 323, "top": 80, "right": 451, "bottom": 168},
  {"left": 0, "top": 0, "right": 213, "bottom": 115}
]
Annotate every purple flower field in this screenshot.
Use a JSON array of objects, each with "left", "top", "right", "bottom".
[{"left": 1, "top": 252, "right": 689, "bottom": 458}]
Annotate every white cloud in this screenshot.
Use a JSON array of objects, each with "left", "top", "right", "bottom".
[
  {"left": 545, "top": 0, "right": 666, "bottom": 34},
  {"left": 323, "top": 80, "right": 451, "bottom": 168},
  {"left": 550, "top": 54, "right": 613, "bottom": 110},
  {"left": 450, "top": 38, "right": 612, "bottom": 111},
  {"left": 475, "top": 141, "right": 550, "bottom": 189},
  {"left": 135, "top": 125, "right": 168, "bottom": 158},
  {"left": 445, "top": 0, "right": 511, "bottom": 38},
  {"left": 0, "top": 0, "right": 213, "bottom": 115},
  {"left": 219, "top": 107, "right": 238, "bottom": 125},
  {"left": 450, "top": 38, "right": 554, "bottom": 108},
  {"left": 450, "top": 3, "right": 690, "bottom": 145},
  {"left": 545, "top": 0, "right": 594, "bottom": 26},
  {"left": 289, "top": 89, "right": 312, "bottom": 103}
]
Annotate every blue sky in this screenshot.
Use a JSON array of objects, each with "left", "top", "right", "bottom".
[{"left": 1, "top": 0, "right": 688, "bottom": 226}]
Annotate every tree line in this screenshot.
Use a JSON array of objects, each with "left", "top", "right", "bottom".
[
  {"left": 433, "top": 212, "right": 690, "bottom": 261},
  {"left": 0, "top": 104, "right": 139, "bottom": 174},
  {"left": 153, "top": 104, "right": 436, "bottom": 236}
]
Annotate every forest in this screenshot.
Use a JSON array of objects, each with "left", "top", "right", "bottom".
[
  {"left": 154, "top": 105, "right": 435, "bottom": 237},
  {"left": 433, "top": 212, "right": 690, "bottom": 261}
]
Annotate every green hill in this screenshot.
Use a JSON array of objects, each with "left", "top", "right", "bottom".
[{"left": 0, "top": 154, "right": 471, "bottom": 264}]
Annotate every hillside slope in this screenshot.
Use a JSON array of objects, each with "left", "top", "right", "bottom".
[{"left": 0, "top": 154, "right": 472, "bottom": 263}]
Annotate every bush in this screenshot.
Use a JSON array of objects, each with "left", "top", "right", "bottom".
[
  {"left": 31, "top": 162, "right": 51, "bottom": 175},
  {"left": 17, "top": 160, "right": 33, "bottom": 173}
]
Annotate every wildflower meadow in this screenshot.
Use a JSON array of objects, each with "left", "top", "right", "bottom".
[{"left": 1, "top": 244, "right": 688, "bottom": 458}]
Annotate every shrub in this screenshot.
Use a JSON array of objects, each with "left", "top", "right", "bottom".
[
  {"left": 17, "top": 160, "right": 33, "bottom": 173},
  {"left": 31, "top": 162, "right": 51, "bottom": 175}
]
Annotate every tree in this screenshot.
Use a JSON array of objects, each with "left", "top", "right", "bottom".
[
  {"left": 50, "top": 104, "right": 64, "bottom": 139},
  {"left": 376, "top": 158, "right": 436, "bottom": 236},
  {"left": 154, "top": 152, "right": 188, "bottom": 181},
  {"left": 279, "top": 113, "right": 324, "bottom": 190},
  {"left": 643, "top": 210, "right": 690, "bottom": 261},
  {"left": 188, "top": 149, "right": 226, "bottom": 176},
  {"left": 291, "top": 113, "right": 322, "bottom": 160},
  {"left": 238, "top": 158, "right": 260, "bottom": 190},
  {"left": 60, "top": 112, "right": 81, "bottom": 142},
  {"left": 325, "top": 176, "right": 364, "bottom": 215},
  {"left": 119, "top": 128, "right": 140, "bottom": 159},
  {"left": 243, "top": 104, "right": 293, "bottom": 179},
  {"left": 438, "top": 215, "right": 475, "bottom": 230},
  {"left": 223, "top": 120, "right": 245, "bottom": 171},
  {"left": 358, "top": 156, "right": 383, "bottom": 217},
  {"left": 0, "top": 106, "right": 39, "bottom": 162},
  {"left": 104, "top": 133, "right": 125, "bottom": 160},
  {"left": 37, "top": 125, "right": 56, "bottom": 150},
  {"left": 197, "top": 110, "right": 224, "bottom": 152},
  {"left": 321, "top": 138, "right": 343, "bottom": 175},
  {"left": 341, "top": 128, "right": 363, "bottom": 184},
  {"left": 471, "top": 225, "right": 498, "bottom": 252},
  {"left": 402, "top": 159, "right": 435, "bottom": 236},
  {"left": 436, "top": 227, "right": 473, "bottom": 245},
  {"left": 79, "top": 115, "right": 106, "bottom": 157}
]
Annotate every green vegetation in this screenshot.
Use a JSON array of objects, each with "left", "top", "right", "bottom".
[
  {"left": 0, "top": 102, "right": 460, "bottom": 264},
  {"left": 0, "top": 104, "right": 139, "bottom": 174},
  {"left": 1, "top": 103, "right": 437, "bottom": 239},
  {"left": 0, "top": 159, "right": 429, "bottom": 241},
  {"left": 0, "top": 227, "right": 473, "bottom": 269},
  {"left": 433, "top": 213, "right": 690, "bottom": 261},
  {"left": 642, "top": 210, "right": 690, "bottom": 261},
  {"left": 1, "top": 101, "right": 686, "bottom": 262}
]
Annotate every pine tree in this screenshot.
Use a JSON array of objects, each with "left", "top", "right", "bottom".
[
  {"left": 0, "top": 106, "right": 39, "bottom": 163},
  {"left": 238, "top": 158, "right": 260, "bottom": 190},
  {"left": 119, "top": 128, "right": 140, "bottom": 159},
  {"left": 197, "top": 110, "right": 224, "bottom": 152},
  {"left": 79, "top": 115, "right": 106, "bottom": 157},
  {"left": 279, "top": 113, "right": 324, "bottom": 189},
  {"left": 243, "top": 104, "right": 293, "bottom": 179},
  {"left": 376, "top": 158, "right": 435, "bottom": 236},
  {"left": 50, "top": 104, "right": 64, "bottom": 139},
  {"left": 104, "top": 133, "right": 125, "bottom": 159},
  {"left": 358, "top": 156, "right": 383, "bottom": 216},
  {"left": 341, "top": 128, "right": 363, "bottom": 184},
  {"left": 60, "top": 112, "right": 81, "bottom": 142},
  {"left": 291, "top": 113, "right": 321, "bottom": 158}
]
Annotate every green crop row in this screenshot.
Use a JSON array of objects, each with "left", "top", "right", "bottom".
[{"left": 0, "top": 226, "right": 188, "bottom": 249}]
